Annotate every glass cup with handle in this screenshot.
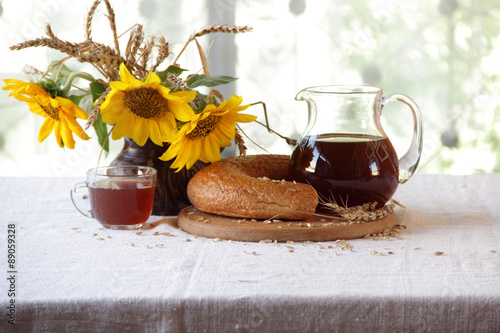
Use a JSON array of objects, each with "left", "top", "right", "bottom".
[{"left": 70, "top": 166, "right": 157, "bottom": 230}]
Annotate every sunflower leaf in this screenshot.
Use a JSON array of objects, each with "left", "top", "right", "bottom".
[
  {"left": 186, "top": 75, "right": 238, "bottom": 89},
  {"left": 48, "top": 61, "right": 73, "bottom": 86},
  {"left": 93, "top": 114, "right": 110, "bottom": 155},
  {"left": 156, "top": 65, "right": 188, "bottom": 83},
  {"left": 89, "top": 82, "right": 110, "bottom": 154},
  {"left": 67, "top": 93, "right": 90, "bottom": 106},
  {"left": 89, "top": 81, "right": 107, "bottom": 101}
]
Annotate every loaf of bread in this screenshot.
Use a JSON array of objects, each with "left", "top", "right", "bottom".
[{"left": 187, "top": 154, "right": 318, "bottom": 220}]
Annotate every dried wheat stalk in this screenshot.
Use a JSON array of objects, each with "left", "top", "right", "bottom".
[
  {"left": 173, "top": 24, "right": 253, "bottom": 65},
  {"left": 321, "top": 201, "right": 394, "bottom": 222},
  {"left": 151, "top": 36, "right": 169, "bottom": 72},
  {"left": 85, "top": 85, "right": 111, "bottom": 130},
  {"left": 125, "top": 25, "right": 144, "bottom": 65},
  {"left": 234, "top": 130, "right": 248, "bottom": 156},
  {"left": 193, "top": 24, "right": 253, "bottom": 38},
  {"left": 166, "top": 72, "right": 187, "bottom": 90},
  {"left": 103, "top": 0, "right": 120, "bottom": 56},
  {"left": 86, "top": 0, "right": 101, "bottom": 40}
]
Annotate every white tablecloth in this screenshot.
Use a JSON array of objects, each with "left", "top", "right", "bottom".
[{"left": 1, "top": 174, "right": 499, "bottom": 332}]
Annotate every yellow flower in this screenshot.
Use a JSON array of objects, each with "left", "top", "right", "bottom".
[
  {"left": 100, "top": 63, "right": 197, "bottom": 146},
  {"left": 2, "top": 79, "right": 90, "bottom": 149},
  {"left": 160, "top": 95, "right": 257, "bottom": 171}
]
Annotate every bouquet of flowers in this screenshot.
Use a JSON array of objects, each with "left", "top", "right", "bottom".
[{"left": 2, "top": 0, "right": 256, "bottom": 172}]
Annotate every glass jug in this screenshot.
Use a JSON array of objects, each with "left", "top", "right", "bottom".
[{"left": 290, "top": 85, "right": 423, "bottom": 208}]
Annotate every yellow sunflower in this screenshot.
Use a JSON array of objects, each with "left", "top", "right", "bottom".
[
  {"left": 3, "top": 79, "right": 90, "bottom": 149},
  {"left": 100, "top": 63, "right": 197, "bottom": 146},
  {"left": 160, "top": 95, "right": 257, "bottom": 171}
]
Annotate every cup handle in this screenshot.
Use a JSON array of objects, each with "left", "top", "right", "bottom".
[
  {"left": 381, "top": 94, "right": 423, "bottom": 184},
  {"left": 70, "top": 181, "right": 93, "bottom": 218}
]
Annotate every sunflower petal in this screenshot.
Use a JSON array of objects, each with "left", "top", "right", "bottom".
[
  {"left": 160, "top": 141, "right": 182, "bottom": 161},
  {"left": 53, "top": 121, "right": 64, "bottom": 148},
  {"left": 61, "top": 127, "right": 76, "bottom": 149},
  {"left": 171, "top": 145, "right": 191, "bottom": 172},
  {"left": 235, "top": 113, "right": 257, "bottom": 123},
  {"left": 38, "top": 117, "right": 54, "bottom": 143},
  {"left": 112, "top": 114, "right": 135, "bottom": 140},
  {"left": 119, "top": 63, "right": 136, "bottom": 84},
  {"left": 148, "top": 120, "right": 163, "bottom": 146},
  {"left": 169, "top": 101, "right": 195, "bottom": 122},
  {"left": 132, "top": 117, "right": 149, "bottom": 146},
  {"left": 63, "top": 114, "right": 90, "bottom": 140},
  {"left": 204, "top": 138, "right": 221, "bottom": 162},
  {"left": 186, "top": 140, "right": 202, "bottom": 169},
  {"left": 144, "top": 71, "right": 161, "bottom": 85}
]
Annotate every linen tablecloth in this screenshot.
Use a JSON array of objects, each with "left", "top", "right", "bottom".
[{"left": 1, "top": 174, "right": 499, "bottom": 332}]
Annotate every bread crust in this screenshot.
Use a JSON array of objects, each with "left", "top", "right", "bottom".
[{"left": 187, "top": 155, "right": 318, "bottom": 220}]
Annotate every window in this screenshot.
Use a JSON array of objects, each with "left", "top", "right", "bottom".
[{"left": 1, "top": 0, "right": 499, "bottom": 176}]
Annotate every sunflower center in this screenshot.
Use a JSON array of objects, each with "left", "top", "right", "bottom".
[
  {"left": 123, "top": 87, "right": 169, "bottom": 119},
  {"left": 186, "top": 116, "right": 220, "bottom": 140},
  {"left": 39, "top": 103, "right": 60, "bottom": 121}
]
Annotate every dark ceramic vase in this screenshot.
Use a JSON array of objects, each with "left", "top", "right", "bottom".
[{"left": 110, "top": 138, "right": 209, "bottom": 216}]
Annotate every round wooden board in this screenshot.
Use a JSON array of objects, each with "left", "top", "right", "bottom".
[{"left": 178, "top": 206, "right": 397, "bottom": 242}]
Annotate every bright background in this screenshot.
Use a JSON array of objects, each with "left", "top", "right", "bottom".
[{"left": 1, "top": 0, "right": 499, "bottom": 176}]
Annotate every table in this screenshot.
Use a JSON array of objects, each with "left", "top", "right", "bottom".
[{"left": 1, "top": 174, "right": 499, "bottom": 332}]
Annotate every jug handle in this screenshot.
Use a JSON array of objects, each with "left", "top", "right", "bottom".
[{"left": 381, "top": 94, "right": 423, "bottom": 184}]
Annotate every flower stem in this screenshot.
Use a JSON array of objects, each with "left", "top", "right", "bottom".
[{"left": 62, "top": 72, "right": 96, "bottom": 96}]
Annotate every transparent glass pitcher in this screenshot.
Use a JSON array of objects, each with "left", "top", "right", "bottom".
[{"left": 289, "top": 85, "right": 423, "bottom": 208}]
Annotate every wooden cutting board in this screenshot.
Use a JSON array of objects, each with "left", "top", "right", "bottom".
[{"left": 178, "top": 205, "right": 397, "bottom": 242}]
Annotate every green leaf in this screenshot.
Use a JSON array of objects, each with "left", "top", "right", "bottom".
[
  {"left": 186, "top": 75, "right": 238, "bottom": 89},
  {"left": 89, "top": 82, "right": 107, "bottom": 102},
  {"left": 156, "top": 65, "right": 188, "bottom": 83},
  {"left": 48, "top": 61, "right": 73, "bottom": 86},
  {"left": 93, "top": 113, "right": 110, "bottom": 154},
  {"left": 67, "top": 93, "right": 90, "bottom": 106},
  {"left": 38, "top": 79, "right": 64, "bottom": 97},
  {"left": 89, "top": 81, "right": 110, "bottom": 153}
]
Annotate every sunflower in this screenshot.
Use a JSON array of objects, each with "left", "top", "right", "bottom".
[
  {"left": 160, "top": 95, "right": 257, "bottom": 171},
  {"left": 3, "top": 79, "right": 90, "bottom": 149},
  {"left": 100, "top": 63, "right": 197, "bottom": 146}
]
